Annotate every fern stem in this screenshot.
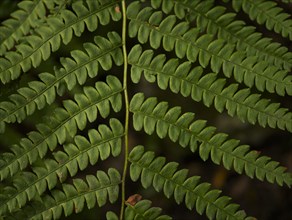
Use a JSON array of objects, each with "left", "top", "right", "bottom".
[{"left": 120, "top": 0, "right": 129, "bottom": 219}]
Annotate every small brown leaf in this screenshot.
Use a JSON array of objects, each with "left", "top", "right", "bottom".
[
  {"left": 115, "top": 6, "right": 120, "bottom": 13},
  {"left": 125, "top": 194, "right": 142, "bottom": 206}
]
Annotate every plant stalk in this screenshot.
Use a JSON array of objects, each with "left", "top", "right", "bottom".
[{"left": 120, "top": 0, "right": 129, "bottom": 219}]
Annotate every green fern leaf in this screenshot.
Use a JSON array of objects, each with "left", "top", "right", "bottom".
[
  {"left": 125, "top": 199, "right": 172, "bottom": 220},
  {"left": 128, "top": 45, "right": 292, "bottom": 132},
  {"left": 0, "top": 32, "right": 123, "bottom": 133},
  {"left": 130, "top": 93, "right": 292, "bottom": 187},
  {"left": 0, "top": 0, "right": 121, "bottom": 84},
  {"left": 0, "top": 119, "right": 123, "bottom": 215},
  {"left": 4, "top": 169, "right": 121, "bottom": 220},
  {"left": 0, "top": 76, "right": 123, "bottom": 180},
  {"left": 106, "top": 211, "right": 119, "bottom": 220},
  {"left": 150, "top": 0, "right": 292, "bottom": 70},
  {"left": 231, "top": 0, "right": 292, "bottom": 40},
  {"left": 129, "top": 145, "right": 253, "bottom": 220},
  {"left": 127, "top": 1, "right": 292, "bottom": 96},
  {"left": 0, "top": 0, "right": 62, "bottom": 55}
]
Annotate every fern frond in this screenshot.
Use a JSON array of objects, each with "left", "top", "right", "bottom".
[
  {"left": 125, "top": 199, "right": 172, "bottom": 220},
  {"left": 129, "top": 145, "right": 253, "bottom": 220},
  {"left": 0, "top": 76, "right": 123, "bottom": 180},
  {"left": 0, "top": 32, "right": 123, "bottom": 133},
  {"left": 149, "top": 0, "right": 292, "bottom": 70},
  {"left": 130, "top": 93, "right": 292, "bottom": 187},
  {"left": 231, "top": 0, "right": 292, "bottom": 40},
  {"left": 4, "top": 169, "right": 121, "bottom": 220},
  {"left": 128, "top": 45, "right": 292, "bottom": 132},
  {"left": 127, "top": 2, "right": 292, "bottom": 96},
  {"left": 0, "top": 0, "right": 122, "bottom": 84},
  {"left": 0, "top": 119, "right": 123, "bottom": 215},
  {"left": 106, "top": 211, "right": 119, "bottom": 220},
  {"left": 0, "top": 0, "right": 61, "bottom": 55}
]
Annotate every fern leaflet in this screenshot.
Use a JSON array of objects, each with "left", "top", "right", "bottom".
[
  {"left": 124, "top": 199, "right": 172, "bottom": 220},
  {"left": 129, "top": 145, "right": 254, "bottom": 220},
  {"left": 230, "top": 0, "right": 292, "bottom": 40},
  {"left": 0, "top": 76, "right": 123, "bottom": 180},
  {"left": 4, "top": 169, "right": 121, "bottom": 220},
  {"left": 127, "top": 1, "right": 292, "bottom": 96},
  {"left": 0, "top": 119, "right": 123, "bottom": 215},
  {"left": 128, "top": 45, "right": 292, "bottom": 132},
  {"left": 0, "top": 0, "right": 121, "bottom": 84},
  {"left": 0, "top": 32, "right": 123, "bottom": 133},
  {"left": 150, "top": 0, "right": 292, "bottom": 70},
  {"left": 130, "top": 93, "right": 292, "bottom": 187},
  {"left": 0, "top": 0, "right": 62, "bottom": 55}
]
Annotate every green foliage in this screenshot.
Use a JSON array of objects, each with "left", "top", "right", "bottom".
[
  {"left": 129, "top": 145, "right": 253, "bottom": 220},
  {"left": 106, "top": 199, "right": 173, "bottom": 220},
  {"left": 128, "top": 45, "right": 292, "bottom": 132},
  {"left": 4, "top": 168, "right": 121, "bottom": 220},
  {"left": 230, "top": 0, "right": 292, "bottom": 40},
  {"left": 0, "top": 32, "right": 123, "bottom": 132},
  {"left": 0, "top": 0, "right": 58, "bottom": 55},
  {"left": 151, "top": 0, "right": 292, "bottom": 70},
  {"left": 127, "top": 1, "right": 292, "bottom": 96},
  {"left": 0, "top": 119, "right": 123, "bottom": 215},
  {"left": 0, "top": 76, "right": 123, "bottom": 181},
  {"left": 0, "top": 0, "right": 121, "bottom": 84},
  {"left": 130, "top": 93, "right": 292, "bottom": 187},
  {"left": 0, "top": 0, "right": 291, "bottom": 219},
  {"left": 124, "top": 199, "right": 172, "bottom": 220}
]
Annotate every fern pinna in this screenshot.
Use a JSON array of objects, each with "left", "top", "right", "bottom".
[{"left": 0, "top": 0, "right": 291, "bottom": 219}]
